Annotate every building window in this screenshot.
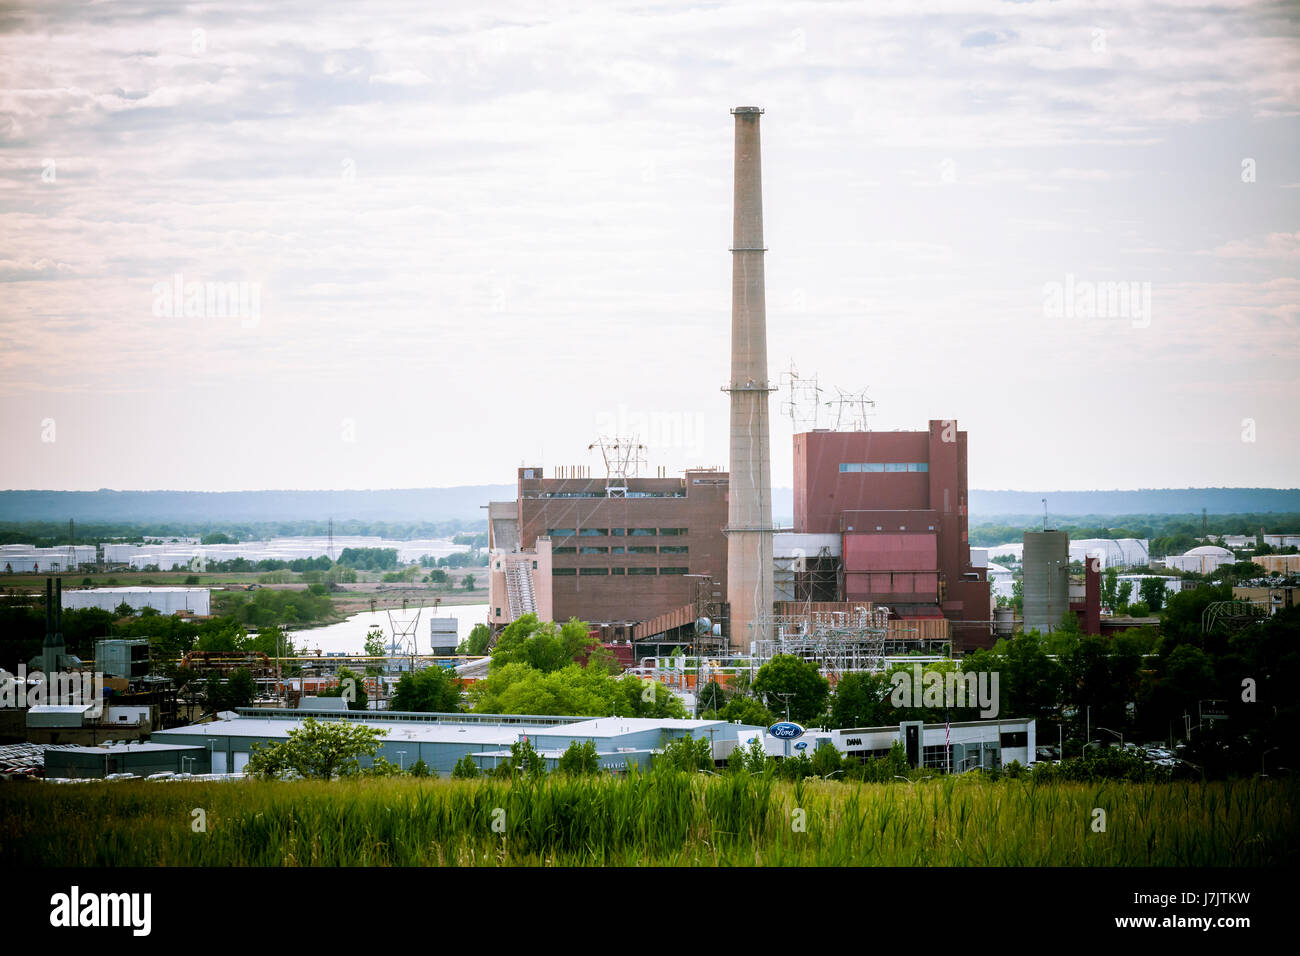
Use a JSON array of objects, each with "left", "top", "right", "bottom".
[
  {"left": 659, "top": 545, "right": 689, "bottom": 554},
  {"left": 838, "top": 462, "right": 927, "bottom": 473},
  {"left": 658, "top": 528, "right": 686, "bottom": 536},
  {"left": 547, "top": 528, "right": 576, "bottom": 537},
  {"left": 580, "top": 546, "right": 608, "bottom": 555},
  {"left": 553, "top": 547, "right": 576, "bottom": 554},
  {"left": 922, "top": 745, "right": 950, "bottom": 770},
  {"left": 660, "top": 567, "right": 688, "bottom": 575},
  {"left": 627, "top": 567, "right": 657, "bottom": 576},
  {"left": 629, "top": 546, "right": 657, "bottom": 554},
  {"left": 532, "top": 561, "right": 537, "bottom": 569},
  {"left": 578, "top": 528, "right": 607, "bottom": 536},
  {"left": 610, "top": 567, "right": 625, "bottom": 575},
  {"left": 495, "top": 607, "right": 501, "bottom": 616},
  {"left": 553, "top": 568, "right": 577, "bottom": 576},
  {"left": 610, "top": 528, "right": 625, "bottom": 536},
  {"left": 610, "top": 546, "right": 625, "bottom": 555},
  {"left": 628, "top": 528, "right": 656, "bottom": 536},
  {"left": 579, "top": 567, "right": 608, "bottom": 576}
]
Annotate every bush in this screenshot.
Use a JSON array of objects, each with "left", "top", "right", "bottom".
[{"left": 451, "top": 754, "right": 480, "bottom": 779}]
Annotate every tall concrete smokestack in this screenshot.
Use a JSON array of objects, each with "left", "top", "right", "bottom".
[{"left": 724, "top": 106, "right": 774, "bottom": 651}]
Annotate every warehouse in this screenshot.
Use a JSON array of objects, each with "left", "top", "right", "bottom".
[
  {"left": 147, "top": 707, "right": 765, "bottom": 777},
  {"left": 62, "top": 586, "right": 210, "bottom": 616},
  {"left": 44, "top": 742, "right": 206, "bottom": 780}
]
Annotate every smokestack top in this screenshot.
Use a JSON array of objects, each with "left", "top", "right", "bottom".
[{"left": 731, "top": 106, "right": 764, "bottom": 114}]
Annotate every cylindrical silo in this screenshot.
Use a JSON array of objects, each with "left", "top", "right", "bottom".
[{"left": 1023, "top": 531, "right": 1069, "bottom": 633}]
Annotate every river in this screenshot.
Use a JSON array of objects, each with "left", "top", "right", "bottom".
[{"left": 287, "top": 604, "right": 490, "bottom": 655}]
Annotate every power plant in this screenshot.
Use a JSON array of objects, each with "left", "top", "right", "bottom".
[
  {"left": 723, "top": 106, "right": 776, "bottom": 652},
  {"left": 487, "top": 106, "right": 996, "bottom": 661}
]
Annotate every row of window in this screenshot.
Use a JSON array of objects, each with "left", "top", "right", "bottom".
[
  {"left": 838, "top": 462, "right": 929, "bottom": 473},
  {"left": 553, "top": 567, "right": 689, "bottom": 576},
  {"left": 552, "top": 545, "right": 688, "bottom": 555},
  {"left": 546, "top": 527, "right": 687, "bottom": 537}
]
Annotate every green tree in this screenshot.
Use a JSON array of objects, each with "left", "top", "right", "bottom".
[
  {"left": 1139, "top": 577, "right": 1166, "bottom": 614},
  {"left": 391, "top": 665, "right": 463, "bottom": 713},
  {"left": 508, "top": 737, "right": 547, "bottom": 779},
  {"left": 557, "top": 739, "right": 601, "bottom": 775},
  {"left": 810, "top": 740, "right": 846, "bottom": 778},
  {"left": 409, "top": 757, "right": 431, "bottom": 777},
  {"left": 753, "top": 654, "right": 830, "bottom": 725},
  {"left": 696, "top": 679, "right": 729, "bottom": 713},
  {"left": 319, "top": 665, "right": 368, "bottom": 711},
  {"left": 456, "top": 622, "right": 492, "bottom": 656},
  {"left": 244, "top": 717, "right": 388, "bottom": 781},
  {"left": 490, "top": 614, "right": 596, "bottom": 673},
  {"left": 1101, "top": 567, "right": 1119, "bottom": 612},
  {"left": 451, "top": 753, "right": 480, "bottom": 779},
  {"left": 363, "top": 625, "right": 386, "bottom": 659},
  {"left": 1116, "top": 581, "right": 1133, "bottom": 611},
  {"left": 461, "top": 574, "right": 476, "bottom": 590},
  {"left": 829, "top": 672, "right": 893, "bottom": 728},
  {"left": 205, "top": 668, "right": 256, "bottom": 712},
  {"left": 715, "top": 696, "right": 775, "bottom": 727},
  {"left": 656, "top": 734, "right": 713, "bottom": 773}
]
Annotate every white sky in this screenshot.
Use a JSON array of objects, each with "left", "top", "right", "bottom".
[{"left": 1, "top": 0, "right": 1297, "bottom": 492}]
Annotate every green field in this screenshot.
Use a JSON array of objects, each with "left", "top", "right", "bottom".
[{"left": 3, "top": 775, "right": 1294, "bottom": 866}]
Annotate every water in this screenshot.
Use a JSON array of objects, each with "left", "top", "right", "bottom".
[{"left": 288, "top": 604, "right": 489, "bottom": 655}]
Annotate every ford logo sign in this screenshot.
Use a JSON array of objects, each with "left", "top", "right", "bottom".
[
  {"left": 794, "top": 741, "right": 808, "bottom": 751},
  {"left": 768, "top": 721, "right": 805, "bottom": 740}
]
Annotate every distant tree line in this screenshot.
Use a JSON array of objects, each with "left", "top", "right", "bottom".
[{"left": 0, "top": 518, "right": 488, "bottom": 547}]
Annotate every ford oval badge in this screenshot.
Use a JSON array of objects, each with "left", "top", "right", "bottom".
[{"left": 768, "top": 721, "right": 805, "bottom": 740}]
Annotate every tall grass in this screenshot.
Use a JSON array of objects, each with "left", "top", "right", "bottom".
[{"left": 2, "top": 774, "right": 1294, "bottom": 867}]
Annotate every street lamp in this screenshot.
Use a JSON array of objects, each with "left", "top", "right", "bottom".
[
  {"left": 1262, "top": 746, "right": 1279, "bottom": 778},
  {"left": 1097, "top": 726, "right": 1123, "bottom": 749},
  {"left": 396, "top": 750, "right": 407, "bottom": 771}
]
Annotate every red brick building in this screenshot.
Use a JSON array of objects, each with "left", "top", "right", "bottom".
[
  {"left": 489, "top": 466, "right": 729, "bottom": 639},
  {"left": 793, "top": 422, "right": 990, "bottom": 649}
]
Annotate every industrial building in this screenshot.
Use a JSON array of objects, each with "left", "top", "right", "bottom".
[
  {"left": 1250, "top": 554, "right": 1300, "bottom": 575},
  {"left": 788, "top": 423, "right": 990, "bottom": 649},
  {"left": 487, "top": 465, "right": 729, "bottom": 640},
  {"left": 40, "top": 704, "right": 1036, "bottom": 778},
  {"left": 63, "top": 586, "right": 210, "bottom": 617},
  {"left": 146, "top": 707, "right": 765, "bottom": 777},
  {"left": 1022, "top": 530, "right": 1070, "bottom": 633},
  {"left": 1164, "top": 545, "right": 1235, "bottom": 574}
]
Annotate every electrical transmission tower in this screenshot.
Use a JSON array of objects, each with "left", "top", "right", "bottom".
[
  {"left": 588, "top": 436, "right": 646, "bottom": 498},
  {"left": 780, "top": 362, "right": 823, "bottom": 433},
  {"left": 825, "top": 386, "right": 875, "bottom": 431}
]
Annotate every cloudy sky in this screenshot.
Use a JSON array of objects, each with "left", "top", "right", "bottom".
[{"left": 2, "top": 0, "right": 1297, "bottom": 493}]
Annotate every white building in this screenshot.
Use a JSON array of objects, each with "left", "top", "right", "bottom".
[
  {"left": 1164, "top": 545, "right": 1235, "bottom": 575},
  {"left": 62, "top": 587, "right": 210, "bottom": 616},
  {"left": 985, "top": 538, "right": 1149, "bottom": 569}
]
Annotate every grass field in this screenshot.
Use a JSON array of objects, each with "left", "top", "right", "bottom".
[{"left": 3, "top": 774, "right": 1294, "bottom": 867}]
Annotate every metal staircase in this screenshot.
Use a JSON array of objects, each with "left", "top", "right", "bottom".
[{"left": 504, "top": 560, "right": 537, "bottom": 619}]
